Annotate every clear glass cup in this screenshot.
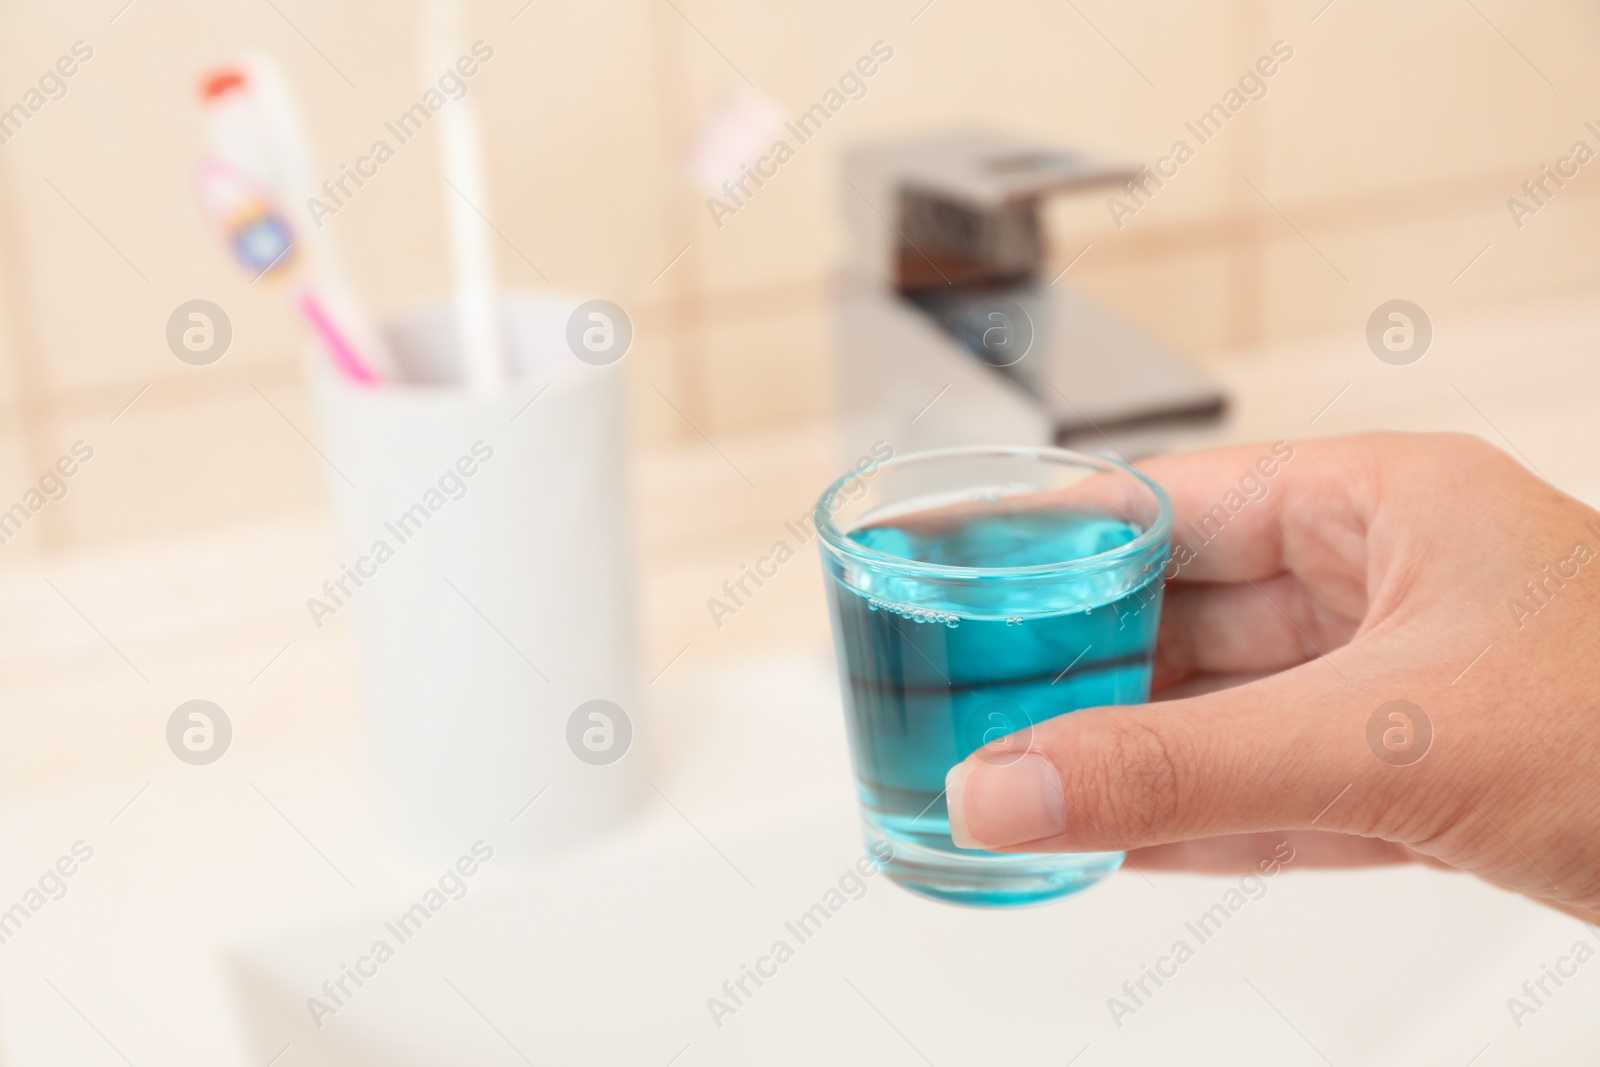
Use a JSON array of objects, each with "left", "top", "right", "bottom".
[{"left": 816, "top": 445, "right": 1172, "bottom": 907}]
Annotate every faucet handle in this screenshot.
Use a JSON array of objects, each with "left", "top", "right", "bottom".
[
  {"left": 902, "top": 141, "right": 1133, "bottom": 209},
  {"left": 841, "top": 132, "right": 1134, "bottom": 293}
]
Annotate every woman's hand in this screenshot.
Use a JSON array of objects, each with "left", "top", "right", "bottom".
[{"left": 945, "top": 432, "right": 1600, "bottom": 922}]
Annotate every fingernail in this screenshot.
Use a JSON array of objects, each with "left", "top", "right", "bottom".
[{"left": 946, "top": 753, "right": 1066, "bottom": 849}]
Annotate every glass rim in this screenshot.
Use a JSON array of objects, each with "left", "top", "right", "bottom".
[{"left": 814, "top": 444, "right": 1174, "bottom": 580}]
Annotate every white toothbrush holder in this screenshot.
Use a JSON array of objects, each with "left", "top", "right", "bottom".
[{"left": 311, "top": 291, "right": 642, "bottom": 862}]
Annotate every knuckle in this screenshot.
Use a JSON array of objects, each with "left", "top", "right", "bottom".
[
  {"left": 1085, "top": 716, "right": 1188, "bottom": 845},
  {"left": 1428, "top": 431, "right": 1512, "bottom": 476}
]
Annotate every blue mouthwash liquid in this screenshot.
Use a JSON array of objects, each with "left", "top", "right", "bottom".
[{"left": 824, "top": 507, "right": 1164, "bottom": 906}]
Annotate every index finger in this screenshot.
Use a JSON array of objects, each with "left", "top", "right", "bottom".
[{"left": 1135, "top": 436, "right": 1377, "bottom": 585}]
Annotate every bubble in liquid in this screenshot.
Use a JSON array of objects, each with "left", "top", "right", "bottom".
[{"left": 866, "top": 597, "right": 959, "bottom": 627}]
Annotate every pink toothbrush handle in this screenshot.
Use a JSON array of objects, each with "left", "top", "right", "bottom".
[{"left": 298, "top": 291, "right": 381, "bottom": 386}]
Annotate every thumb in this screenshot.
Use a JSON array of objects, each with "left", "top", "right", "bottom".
[{"left": 945, "top": 663, "right": 1409, "bottom": 853}]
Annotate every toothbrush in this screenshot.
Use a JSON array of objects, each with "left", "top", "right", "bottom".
[
  {"left": 193, "top": 158, "right": 381, "bottom": 385},
  {"left": 418, "top": 0, "right": 506, "bottom": 393},
  {"left": 199, "top": 59, "right": 393, "bottom": 382}
]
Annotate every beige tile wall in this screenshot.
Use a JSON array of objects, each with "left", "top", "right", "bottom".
[{"left": 1, "top": 0, "right": 1597, "bottom": 557}]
